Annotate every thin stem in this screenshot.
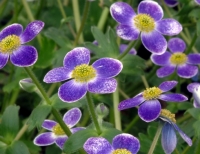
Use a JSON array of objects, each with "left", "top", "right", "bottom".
[
  {"left": 97, "top": 7, "right": 109, "bottom": 31},
  {"left": 177, "top": 114, "right": 191, "bottom": 124},
  {"left": 47, "top": 83, "right": 57, "bottom": 96},
  {"left": 182, "top": 136, "right": 196, "bottom": 154},
  {"left": 0, "top": 136, "right": 10, "bottom": 145},
  {"left": 141, "top": 75, "right": 149, "bottom": 88},
  {"left": 118, "top": 88, "right": 129, "bottom": 99},
  {"left": 113, "top": 85, "right": 121, "bottom": 130},
  {"left": 14, "top": 124, "right": 29, "bottom": 141},
  {"left": 124, "top": 116, "right": 139, "bottom": 133},
  {"left": 9, "top": 89, "right": 20, "bottom": 105},
  {"left": 176, "top": 76, "right": 181, "bottom": 93},
  {"left": 161, "top": 0, "right": 172, "bottom": 18},
  {"left": 185, "top": 33, "right": 198, "bottom": 54}
]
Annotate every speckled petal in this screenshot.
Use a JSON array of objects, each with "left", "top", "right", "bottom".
[
  {"left": 0, "top": 24, "right": 23, "bottom": 40},
  {"left": 120, "top": 44, "right": 137, "bottom": 55},
  {"left": 110, "top": 2, "right": 136, "bottom": 24},
  {"left": 141, "top": 30, "right": 167, "bottom": 55},
  {"left": 42, "top": 120, "right": 57, "bottom": 131},
  {"left": 0, "top": 53, "right": 9, "bottom": 69},
  {"left": 55, "top": 136, "right": 68, "bottom": 149},
  {"left": 116, "top": 24, "right": 140, "bottom": 40},
  {"left": 195, "top": 0, "right": 200, "bottom": 5},
  {"left": 112, "top": 133, "right": 140, "bottom": 154},
  {"left": 118, "top": 93, "right": 145, "bottom": 110},
  {"left": 167, "top": 38, "right": 186, "bottom": 53},
  {"left": 138, "top": 0, "right": 163, "bottom": 21},
  {"left": 20, "top": 21, "right": 44, "bottom": 44},
  {"left": 187, "top": 82, "right": 200, "bottom": 93},
  {"left": 151, "top": 51, "right": 171, "bottom": 66},
  {"left": 83, "top": 137, "right": 113, "bottom": 154},
  {"left": 159, "top": 81, "right": 177, "bottom": 92},
  {"left": 177, "top": 64, "right": 198, "bottom": 78},
  {"left": 58, "top": 80, "right": 87, "bottom": 103},
  {"left": 10, "top": 45, "right": 37, "bottom": 67},
  {"left": 138, "top": 99, "right": 161, "bottom": 122},
  {"left": 187, "top": 54, "right": 200, "bottom": 65},
  {"left": 34, "top": 132, "right": 55, "bottom": 146},
  {"left": 159, "top": 93, "right": 188, "bottom": 102},
  {"left": 156, "top": 19, "right": 182, "bottom": 36},
  {"left": 164, "top": 0, "right": 178, "bottom": 7},
  {"left": 71, "top": 127, "right": 85, "bottom": 133},
  {"left": 157, "top": 65, "right": 175, "bottom": 78},
  {"left": 43, "top": 67, "right": 71, "bottom": 83},
  {"left": 63, "top": 47, "right": 90, "bottom": 71},
  {"left": 63, "top": 108, "right": 82, "bottom": 128}
]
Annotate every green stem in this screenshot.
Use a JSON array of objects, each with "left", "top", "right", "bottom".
[
  {"left": 113, "top": 84, "right": 121, "bottom": 130},
  {"left": 176, "top": 76, "right": 181, "bottom": 93},
  {"left": 9, "top": 89, "right": 20, "bottom": 105},
  {"left": 195, "top": 139, "right": 200, "bottom": 154},
  {"left": 185, "top": 33, "right": 198, "bottom": 54},
  {"left": 14, "top": 123, "right": 29, "bottom": 141},
  {"left": 141, "top": 75, "right": 149, "bottom": 88},
  {"left": 0, "top": 0, "right": 9, "bottom": 16},
  {"left": 177, "top": 114, "right": 191, "bottom": 124},
  {"left": 182, "top": 136, "right": 196, "bottom": 154},
  {"left": 124, "top": 116, "right": 139, "bottom": 133},
  {"left": 97, "top": 7, "right": 109, "bottom": 31},
  {"left": 0, "top": 136, "right": 10, "bottom": 145},
  {"left": 161, "top": 0, "right": 173, "bottom": 18},
  {"left": 118, "top": 88, "right": 129, "bottom": 99}
]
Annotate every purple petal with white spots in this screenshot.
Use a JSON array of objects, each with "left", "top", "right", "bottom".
[
  {"left": 177, "top": 64, "right": 198, "bottom": 78},
  {"left": 34, "top": 132, "right": 55, "bottom": 146},
  {"left": 10, "top": 45, "right": 37, "bottom": 67},
  {"left": 138, "top": 0, "right": 163, "bottom": 21},
  {"left": 157, "top": 65, "right": 175, "bottom": 78},
  {"left": 164, "top": 0, "right": 178, "bottom": 7},
  {"left": 195, "top": 0, "right": 200, "bottom": 5},
  {"left": 159, "top": 93, "right": 188, "bottom": 102},
  {"left": 58, "top": 80, "right": 87, "bottom": 103},
  {"left": 187, "top": 82, "right": 200, "bottom": 93},
  {"left": 141, "top": 30, "right": 167, "bottom": 55},
  {"left": 112, "top": 133, "right": 140, "bottom": 154},
  {"left": 71, "top": 127, "right": 85, "bottom": 133},
  {"left": 120, "top": 44, "right": 137, "bottom": 55},
  {"left": 55, "top": 136, "right": 68, "bottom": 149},
  {"left": 0, "top": 24, "right": 23, "bottom": 40},
  {"left": 159, "top": 81, "right": 177, "bottom": 92},
  {"left": 187, "top": 54, "right": 200, "bottom": 64},
  {"left": 0, "top": 53, "right": 9, "bottom": 69},
  {"left": 151, "top": 51, "right": 171, "bottom": 66},
  {"left": 138, "top": 99, "right": 161, "bottom": 122},
  {"left": 167, "top": 38, "right": 186, "bottom": 53},
  {"left": 42, "top": 120, "right": 57, "bottom": 131}
]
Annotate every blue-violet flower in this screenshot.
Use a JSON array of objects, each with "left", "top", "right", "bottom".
[{"left": 187, "top": 82, "right": 200, "bottom": 108}]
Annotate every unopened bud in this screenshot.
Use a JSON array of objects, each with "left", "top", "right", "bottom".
[
  {"left": 96, "top": 103, "right": 109, "bottom": 118},
  {"left": 19, "top": 78, "right": 37, "bottom": 93}
]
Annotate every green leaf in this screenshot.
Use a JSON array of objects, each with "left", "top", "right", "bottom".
[
  {"left": 189, "top": 8, "right": 200, "bottom": 19},
  {"left": 100, "top": 128, "right": 122, "bottom": 142},
  {"left": 6, "top": 141, "right": 30, "bottom": 154},
  {"left": 177, "top": 102, "right": 193, "bottom": 110},
  {"left": 186, "top": 108, "right": 200, "bottom": 120},
  {"left": 197, "top": 19, "right": 200, "bottom": 36},
  {"left": 193, "top": 120, "right": 200, "bottom": 137}
]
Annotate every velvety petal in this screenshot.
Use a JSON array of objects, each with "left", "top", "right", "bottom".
[
  {"left": 161, "top": 123, "right": 177, "bottom": 154},
  {"left": 83, "top": 137, "right": 113, "bottom": 154},
  {"left": 55, "top": 136, "right": 68, "bottom": 149},
  {"left": 164, "top": 0, "right": 178, "bottom": 7},
  {"left": 0, "top": 24, "right": 23, "bottom": 40},
  {"left": 63, "top": 108, "right": 82, "bottom": 128},
  {"left": 58, "top": 80, "right": 87, "bottom": 103},
  {"left": 167, "top": 38, "right": 186, "bottom": 53},
  {"left": 110, "top": 2, "right": 136, "bottom": 24},
  {"left": 0, "top": 53, "right": 9, "bottom": 69},
  {"left": 138, "top": 0, "right": 163, "bottom": 21},
  {"left": 120, "top": 44, "right": 137, "bottom": 55},
  {"left": 156, "top": 19, "right": 182, "bottom": 36},
  {"left": 177, "top": 64, "right": 198, "bottom": 78},
  {"left": 159, "top": 81, "right": 177, "bottom": 92},
  {"left": 63, "top": 47, "right": 90, "bottom": 71},
  {"left": 151, "top": 51, "right": 171, "bottom": 66},
  {"left": 43, "top": 67, "right": 72, "bottom": 83},
  {"left": 187, "top": 54, "right": 200, "bottom": 64},
  {"left": 195, "top": 0, "right": 200, "bottom": 5},
  {"left": 34, "top": 132, "right": 55, "bottom": 146},
  {"left": 112, "top": 133, "right": 140, "bottom": 154},
  {"left": 187, "top": 82, "right": 200, "bottom": 93},
  {"left": 88, "top": 78, "right": 117, "bottom": 94},
  {"left": 42, "top": 120, "right": 57, "bottom": 131},
  {"left": 71, "top": 127, "right": 85, "bottom": 133},
  {"left": 118, "top": 93, "right": 145, "bottom": 110},
  {"left": 159, "top": 93, "right": 188, "bottom": 102},
  {"left": 138, "top": 100, "right": 161, "bottom": 122},
  {"left": 141, "top": 30, "right": 167, "bottom": 55},
  {"left": 92, "top": 58, "right": 122, "bottom": 78},
  {"left": 116, "top": 24, "right": 140, "bottom": 40},
  {"left": 10, "top": 45, "right": 37, "bottom": 67},
  {"left": 157, "top": 65, "right": 175, "bottom": 78}
]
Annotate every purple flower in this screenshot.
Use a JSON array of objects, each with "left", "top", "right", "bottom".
[
  {"left": 44, "top": 47, "right": 123, "bottom": 103},
  {"left": 0, "top": 21, "right": 44, "bottom": 68},
  {"left": 34, "top": 108, "right": 84, "bottom": 149},
  {"left": 83, "top": 133, "right": 140, "bottom": 154},
  {"left": 151, "top": 38, "right": 200, "bottom": 78},
  {"left": 164, "top": 0, "right": 178, "bottom": 7},
  {"left": 159, "top": 109, "right": 192, "bottom": 154},
  {"left": 118, "top": 81, "right": 188, "bottom": 122},
  {"left": 110, "top": 1, "right": 182, "bottom": 55},
  {"left": 187, "top": 83, "right": 200, "bottom": 108},
  {"left": 195, "top": 0, "right": 200, "bottom": 5}
]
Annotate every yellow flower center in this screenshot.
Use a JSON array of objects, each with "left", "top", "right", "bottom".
[
  {"left": 0, "top": 35, "right": 21, "bottom": 54},
  {"left": 160, "top": 109, "right": 176, "bottom": 123},
  {"left": 71, "top": 64, "right": 96, "bottom": 83},
  {"left": 133, "top": 14, "right": 155, "bottom": 33},
  {"left": 112, "top": 149, "right": 132, "bottom": 154},
  {"left": 170, "top": 53, "right": 187, "bottom": 65},
  {"left": 52, "top": 124, "right": 66, "bottom": 136},
  {"left": 143, "top": 87, "right": 162, "bottom": 100}
]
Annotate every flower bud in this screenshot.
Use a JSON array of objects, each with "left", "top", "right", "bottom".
[
  {"left": 95, "top": 103, "right": 109, "bottom": 118},
  {"left": 19, "top": 78, "right": 37, "bottom": 93}
]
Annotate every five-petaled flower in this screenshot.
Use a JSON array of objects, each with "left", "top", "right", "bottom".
[
  {"left": 43, "top": 47, "right": 123, "bottom": 103},
  {"left": 118, "top": 81, "right": 188, "bottom": 122},
  {"left": 110, "top": 0, "right": 182, "bottom": 55},
  {"left": 187, "top": 82, "right": 200, "bottom": 108},
  {"left": 151, "top": 38, "right": 200, "bottom": 78},
  {"left": 83, "top": 133, "right": 140, "bottom": 154},
  {"left": 0, "top": 20, "right": 44, "bottom": 68},
  {"left": 34, "top": 108, "right": 84, "bottom": 149}
]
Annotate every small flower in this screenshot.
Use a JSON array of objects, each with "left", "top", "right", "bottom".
[
  {"left": 0, "top": 21, "right": 44, "bottom": 68},
  {"left": 159, "top": 109, "right": 192, "bottom": 154},
  {"left": 83, "top": 133, "right": 140, "bottom": 154},
  {"left": 164, "top": 0, "right": 178, "bottom": 7},
  {"left": 187, "top": 83, "right": 200, "bottom": 108},
  {"left": 43, "top": 47, "right": 123, "bottom": 103},
  {"left": 110, "top": 1, "right": 182, "bottom": 55},
  {"left": 34, "top": 108, "right": 84, "bottom": 149},
  {"left": 151, "top": 38, "right": 200, "bottom": 78},
  {"left": 195, "top": 0, "right": 200, "bottom": 5},
  {"left": 118, "top": 81, "right": 188, "bottom": 122}
]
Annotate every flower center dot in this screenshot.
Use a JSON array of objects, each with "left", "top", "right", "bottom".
[
  {"left": 71, "top": 64, "right": 96, "bottom": 83},
  {"left": 112, "top": 149, "right": 132, "bottom": 154},
  {"left": 0, "top": 35, "right": 21, "bottom": 54},
  {"left": 133, "top": 14, "right": 155, "bottom": 33},
  {"left": 143, "top": 87, "right": 162, "bottom": 100},
  {"left": 160, "top": 109, "right": 176, "bottom": 123},
  {"left": 52, "top": 124, "right": 66, "bottom": 136},
  {"left": 170, "top": 53, "right": 187, "bottom": 65}
]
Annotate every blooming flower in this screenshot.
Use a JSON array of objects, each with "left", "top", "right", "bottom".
[
  {"left": 0, "top": 21, "right": 44, "bottom": 68},
  {"left": 110, "top": 0, "right": 182, "bottom": 55},
  {"left": 44, "top": 47, "right": 123, "bottom": 103},
  {"left": 118, "top": 81, "right": 187, "bottom": 122},
  {"left": 83, "top": 133, "right": 140, "bottom": 154},
  {"left": 164, "top": 0, "right": 178, "bottom": 7},
  {"left": 159, "top": 109, "right": 192, "bottom": 154},
  {"left": 151, "top": 38, "right": 200, "bottom": 78},
  {"left": 34, "top": 108, "right": 84, "bottom": 149},
  {"left": 187, "top": 82, "right": 200, "bottom": 108},
  {"left": 195, "top": 0, "right": 200, "bottom": 5}
]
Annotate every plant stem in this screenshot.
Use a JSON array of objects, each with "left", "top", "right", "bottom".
[
  {"left": 14, "top": 123, "right": 29, "bottom": 141},
  {"left": 113, "top": 84, "right": 121, "bottom": 130},
  {"left": 141, "top": 75, "right": 149, "bottom": 88},
  {"left": 182, "top": 136, "right": 196, "bottom": 154},
  {"left": 97, "top": 7, "right": 109, "bottom": 31},
  {"left": 177, "top": 114, "right": 191, "bottom": 124},
  {"left": 185, "top": 33, "right": 198, "bottom": 54},
  {"left": 0, "top": 136, "right": 10, "bottom": 145},
  {"left": 124, "top": 116, "right": 139, "bottom": 133},
  {"left": 9, "top": 89, "right": 20, "bottom": 105},
  {"left": 176, "top": 76, "right": 181, "bottom": 93}
]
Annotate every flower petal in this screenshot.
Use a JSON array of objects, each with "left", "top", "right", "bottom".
[
  {"left": 43, "top": 67, "right": 71, "bottom": 83},
  {"left": 34, "top": 132, "right": 55, "bottom": 146},
  {"left": 159, "top": 81, "right": 177, "bottom": 92},
  {"left": 0, "top": 24, "right": 23, "bottom": 40},
  {"left": 187, "top": 54, "right": 200, "bottom": 65},
  {"left": 58, "top": 80, "right": 87, "bottom": 103},
  {"left": 0, "top": 53, "right": 9, "bottom": 69},
  {"left": 164, "top": 0, "right": 178, "bottom": 7},
  {"left": 118, "top": 93, "right": 145, "bottom": 110},
  {"left": 138, "top": 0, "right": 163, "bottom": 21},
  {"left": 10, "top": 45, "right": 37, "bottom": 67},
  {"left": 194, "top": 100, "right": 200, "bottom": 108},
  {"left": 177, "top": 64, "right": 198, "bottom": 78},
  {"left": 120, "top": 44, "right": 137, "bottom": 55},
  {"left": 159, "top": 93, "right": 188, "bottom": 102},
  {"left": 187, "top": 82, "right": 200, "bottom": 93},
  {"left": 20, "top": 20, "right": 44, "bottom": 44},
  {"left": 156, "top": 19, "right": 182, "bottom": 36},
  {"left": 55, "top": 136, "right": 68, "bottom": 149},
  {"left": 156, "top": 65, "right": 175, "bottom": 78},
  {"left": 151, "top": 51, "right": 171, "bottom": 66},
  {"left": 42, "top": 120, "right": 57, "bottom": 131},
  {"left": 71, "top": 127, "right": 85, "bottom": 133},
  {"left": 141, "top": 30, "right": 167, "bottom": 55},
  {"left": 83, "top": 137, "right": 113, "bottom": 154},
  {"left": 167, "top": 38, "right": 186, "bottom": 53},
  {"left": 88, "top": 78, "right": 117, "bottom": 94},
  {"left": 138, "top": 99, "right": 161, "bottom": 122},
  {"left": 195, "top": 0, "right": 200, "bottom": 5},
  {"left": 192, "top": 86, "right": 200, "bottom": 108},
  {"left": 112, "top": 133, "right": 140, "bottom": 154}
]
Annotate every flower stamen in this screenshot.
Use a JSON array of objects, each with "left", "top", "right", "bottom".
[
  {"left": 143, "top": 87, "right": 162, "bottom": 100},
  {"left": 52, "top": 124, "right": 66, "bottom": 136},
  {"left": 112, "top": 149, "right": 132, "bottom": 154},
  {"left": 170, "top": 53, "right": 187, "bottom": 65},
  {"left": 160, "top": 109, "right": 176, "bottom": 123}
]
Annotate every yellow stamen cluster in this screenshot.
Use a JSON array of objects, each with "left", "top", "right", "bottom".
[
  {"left": 112, "top": 149, "right": 132, "bottom": 154},
  {"left": 170, "top": 53, "right": 187, "bottom": 65},
  {"left": 0, "top": 35, "right": 21, "bottom": 54},
  {"left": 134, "top": 14, "right": 155, "bottom": 33},
  {"left": 143, "top": 87, "right": 162, "bottom": 100},
  {"left": 160, "top": 109, "right": 176, "bottom": 123},
  {"left": 72, "top": 64, "right": 96, "bottom": 83},
  {"left": 52, "top": 124, "right": 65, "bottom": 136}
]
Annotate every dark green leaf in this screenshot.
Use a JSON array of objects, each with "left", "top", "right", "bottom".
[
  {"left": 100, "top": 128, "right": 122, "bottom": 142},
  {"left": 186, "top": 108, "right": 200, "bottom": 120},
  {"left": 197, "top": 19, "right": 200, "bottom": 36},
  {"left": 6, "top": 141, "right": 30, "bottom": 154}
]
